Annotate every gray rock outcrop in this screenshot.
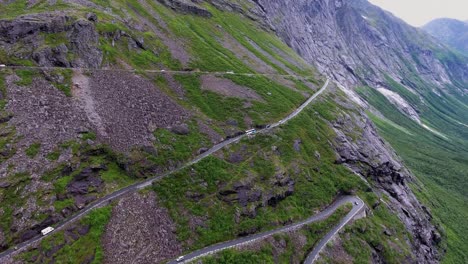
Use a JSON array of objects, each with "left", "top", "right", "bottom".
[
  {"left": 156, "top": 0, "right": 212, "bottom": 17},
  {"left": 224, "top": 0, "right": 467, "bottom": 89},
  {"left": 0, "top": 12, "right": 102, "bottom": 68},
  {"left": 332, "top": 110, "right": 441, "bottom": 263}
]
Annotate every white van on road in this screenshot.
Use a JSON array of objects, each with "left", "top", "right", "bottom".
[{"left": 41, "top": 227, "right": 54, "bottom": 236}]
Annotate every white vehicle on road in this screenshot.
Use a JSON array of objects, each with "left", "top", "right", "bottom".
[
  {"left": 354, "top": 201, "right": 359, "bottom": 205},
  {"left": 41, "top": 227, "right": 54, "bottom": 236},
  {"left": 176, "top": 256, "right": 185, "bottom": 262},
  {"left": 0, "top": 64, "right": 5, "bottom": 68},
  {"left": 245, "top": 129, "right": 257, "bottom": 135},
  {"left": 226, "top": 71, "right": 234, "bottom": 74}
]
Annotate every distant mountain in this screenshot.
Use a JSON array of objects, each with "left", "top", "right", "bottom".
[{"left": 423, "top": 18, "right": 468, "bottom": 55}]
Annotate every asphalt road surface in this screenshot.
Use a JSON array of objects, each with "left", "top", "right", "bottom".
[
  {"left": 303, "top": 196, "right": 365, "bottom": 263},
  {"left": 169, "top": 196, "right": 364, "bottom": 264},
  {"left": 0, "top": 78, "right": 329, "bottom": 259}
]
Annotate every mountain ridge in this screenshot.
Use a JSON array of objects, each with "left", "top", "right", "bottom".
[{"left": 423, "top": 18, "right": 468, "bottom": 55}]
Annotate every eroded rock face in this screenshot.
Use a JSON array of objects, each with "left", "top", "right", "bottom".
[
  {"left": 218, "top": 172, "right": 295, "bottom": 219},
  {"left": 66, "top": 166, "right": 105, "bottom": 209},
  {"left": 0, "top": 13, "right": 102, "bottom": 68},
  {"left": 207, "top": 0, "right": 272, "bottom": 30},
  {"left": 67, "top": 18, "right": 102, "bottom": 68},
  {"left": 0, "top": 230, "right": 6, "bottom": 251},
  {"left": 332, "top": 110, "right": 441, "bottom": 263},
  {"left": 256, "top": 0, "right": 464, "bottom": 87},
  {"left": 156, "top": 0, "right": 212, "bottom": 17}
]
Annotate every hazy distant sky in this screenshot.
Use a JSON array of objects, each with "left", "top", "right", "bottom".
[{"left": 368, "top": 0, "right": 468, "bottom": 27}]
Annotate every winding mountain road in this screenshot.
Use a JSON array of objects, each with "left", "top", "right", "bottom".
[
  {"left": 0, "top": 78, "right": 329, "bottom": 260},
  {"left": 169, "top": 196, "right": 364, "bottom": 264},
  {"left": 303, "top": 197, "right": 364, "bottom": 263},
  {"left": 2, "top": 65, "right": 312, "bottom": 79}
]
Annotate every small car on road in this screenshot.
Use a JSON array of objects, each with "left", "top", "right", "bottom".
[{"left": 176, "top": 256, "right": 185, "bottom": 262}]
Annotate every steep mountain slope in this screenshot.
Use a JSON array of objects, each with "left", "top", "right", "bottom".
[
  {"left": 0, "top": 0, "right": 464, "bottom": 264},
  {"left": 0, "top": 1, "right": 401, "bottom": 264},
  {"left": 243, "top": 0, "right": 468, "bottom": 263},
  {"left": 423, "top": 18, "right": 468, "bottom": 55}
]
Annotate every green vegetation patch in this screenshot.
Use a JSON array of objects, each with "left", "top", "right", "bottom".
[
  {"left": 0, "top": 81, "right": 17, "bottom": 161},
  {"left": 206, "top": 6, "right": 314, "bottom": 76},
  {"left": 174, "top": 74, "right": 246, "bottom": 124},
  {"left": 225, "top": 74, "right": 306, "bottom": 124},
  {"left": 0, "top": 72, "right": 7, "bottom": 110},
  {"left": 145, "top": 0, "right": 315, "bottom": 76},
  {"left": 358, "top": 83, "right": 468, "bottom": 263},
  {"left": 151, "top": 121, "right": 211, "bottom": 166},
  {"left": 146, "top": 1, "right": 252, "bottom": 73},
  {"left": 153, "top": 95, "right": 366, "bottom": 252},
  {"left": 0, "top": 49, "right": 34, "bottom": 66},
  {"left": 50, "top": 69, "right": 73, "bottom": 97},
  {"left": 46, "top": 150, "right": 61, "bottom": 161},
  {"left": 14, "top": 70, "right": 37, "bottom": 86},
  {"left": 95, "top": 7, "right": 181, "bottom": 70},
  {"left": 100, "top": 162, "right": 135, "bottom": 192},
  {"left": 42, "top": 32, "right": 69, "bottom": 47},
  {"left": 0, "top": 172, "right": 31, "bottom": 246},
  {"left": 0, "top": 126, "right": 16, "bottom": 163},
  {"left": 41, "top": 143, "right": 136, "bottom": 211},
  {"left": 199, "top": 205, "right": 351, "bottom": 264},
  {"left": 175, "top": 74, "right": 306, "bottom": 127},
  {"left": 25, "top": 142, "right": 41, "bottom": 158},
  {"left": 18, "top": 206, "right": 113, "bottom": 264},
  {"left": 342, "top": 194, "right": 414, "bottom": 263},
  {"left": 0, "top": 0, "right": 70, "bottom": 19}
]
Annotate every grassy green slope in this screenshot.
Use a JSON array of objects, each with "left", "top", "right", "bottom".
[
  {"left": 151, "top": 91, "right": 415, "bottom": 263},
  {"left": 358, "top": 81, "right": 468, "bottom": 263},
  {"left": 152, "top": 96, "right": 365, "bottom": 251},
  {"left": 18, "top": 206, "right": 112, "bottom": 263}
]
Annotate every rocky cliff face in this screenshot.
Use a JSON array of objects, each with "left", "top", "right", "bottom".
[
  {"left": 332, "top": 107, "right": 441, "bottom": 263},
  {"left": 0, "top": 12, "right": 102, "bottom": 68},
  {"left": 233, "top": 0, "right": 467, "bottom": 90}
]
